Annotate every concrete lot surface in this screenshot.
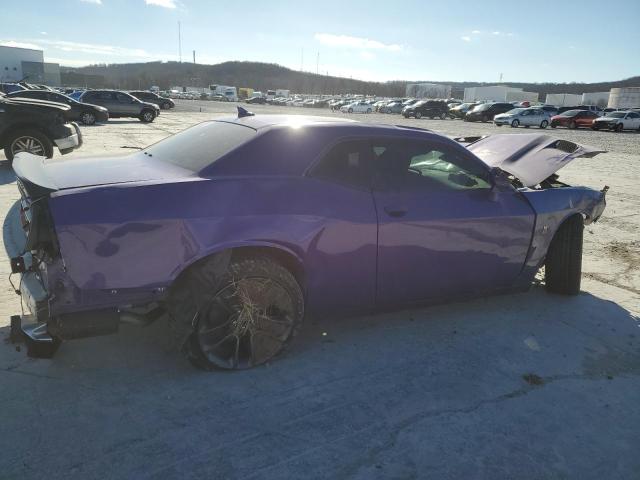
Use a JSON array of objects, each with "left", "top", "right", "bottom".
[{"left": 1, "top": 101, "right": 638, "bottom": 479}]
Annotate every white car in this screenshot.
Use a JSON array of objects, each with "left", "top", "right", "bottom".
[
  {"left": 340, "top": 101, "right": 373, "bottom": 114},
  {"left": 493, "top": 107, "right": 551, "bottom": 129},
  {"left": 591, "top": 111, "right": 640, "bottom": 132}
]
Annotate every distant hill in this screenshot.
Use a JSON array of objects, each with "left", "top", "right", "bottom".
[{"left": 60, "top": 61, "right": 639, "bottom": 99}]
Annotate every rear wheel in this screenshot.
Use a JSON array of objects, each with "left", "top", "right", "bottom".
[
  {"left": 440, "top": 112, "right": 447, "bottom": 119},
  {"left": 569, "top": 120, "right": 577, "bottom": 129},
  {"left": 545, "top": 215, "right": 583, "bottom": 295},
  {"left": 348, "top": 108, "right": 353, "bottom": 114},
  {"left": 4, "top": 129, "right": 54, "bottom": 162},
  {"left": 161, "top": 102, "right": 171, "bottom": 110},
  {"left": 168, "top": 255, "right": 304, "bottom": 370},
  {"left": 540, "top": 120, "right": 549, "bottom": 129},
  {"left": 415, "top": 112, "right": 422, "bottom": 119}
]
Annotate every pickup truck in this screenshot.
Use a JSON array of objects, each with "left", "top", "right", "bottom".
[{"left": 0, "top": 93, "right": 82, "bottom": 162}]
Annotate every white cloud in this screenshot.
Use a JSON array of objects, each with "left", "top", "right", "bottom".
[
  {"left": 0, "top": 40, "right": 42, "bottom": 50},
  {"left": 145, "top": 0, "right": 177, "bottom": 8},
  {"left": 80, "top": 0, "right": 103, "bottom": 4},
  {"left": 492, "top": 31, "right": 501, "bottom": 35},
  {"left": 40, "top": 32, "right": 48, "bottom": 35},
  {"left": 34, "top": 39, "right": 154, "bottom": 58},
  {"left": 471, "top": 30, "right": 482, "bottom": 34},
  {"left": 461, "top": 36, "right": 471, "bottom": 42},
  {"left": 314, "top": 33, "right": 402, "bottom": 52},
  {"left": 360, "top": 51, "right": 375, "bottom": 61}
]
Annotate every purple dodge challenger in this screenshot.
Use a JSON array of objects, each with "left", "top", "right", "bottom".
[{"left": 9, "top": 111, "right": 608, "bottom": 369}]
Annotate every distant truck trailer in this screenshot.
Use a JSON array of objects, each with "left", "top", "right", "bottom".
[
  {"left": 266, "top": 89, "right": 290, "bottom": 100},
  {"left": 209, "top": 84, "right": 238, "bottom": 102}
]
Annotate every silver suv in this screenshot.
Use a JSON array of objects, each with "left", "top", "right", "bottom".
[{"left": 79, "top": 90, "right": 160, "bottom": 122}]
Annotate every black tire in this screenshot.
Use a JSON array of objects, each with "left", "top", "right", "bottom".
[
  {"left": 140, "top": 109, "right": 156, "bottom": 123},
  {"left": 591, "top": 125, "right": 599, "bottom": 131},
  {"left": 482, "top": 115, "right": 489, "bottom": 122},
  {"left": 511, "top": 119, "right": 519, "bottom": 128},
  {"left": 569, "top": 120, "right": 577, "bottom": 129},
  {"left": 161, "top": 102, "right": 171, "bottom": 110},
  {"left": 348, "top": 108, "right": 353, "bottom": 113},
  {"left": 615, "top": 123, "right": 623, "bottom": 132},
  {"left": 167, "top": 255, "right": 304, "bottom": 370},
  {"left": 81, "top": 111, "right": 96, "bottom": 125},
  {"left": 415, "top": 112, "right": 422, "bottom": 119},
  {"left": 545, "top": 215, "right": 583, "bottom": 295},
  {"left": 440, "top": 112, "right": 447, "bottom": 120},
  {"left": 540, "top": 120, "right": 548, "bottom": 129},
  {"left": 4, "top": 129, "right": 54, "bottom": 162}
]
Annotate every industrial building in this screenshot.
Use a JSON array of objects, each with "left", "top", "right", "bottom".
[
  {"left": 406, "top": 83, "right": 452, "bottom": 99},
  {"left": 608, "top": 87, "right": 640, "bottom": 109},
  {"left": 463, "top": 85, "right": 538, "bottom": 103},
  {"left": 545, "top": 93, "right": 582, "bottom": 107},
  {"left": 581, "top": 91, "right": 609, "bottom": 107},
  {"left": 0, "top": 45, "right": 60, "bottom": 86}
]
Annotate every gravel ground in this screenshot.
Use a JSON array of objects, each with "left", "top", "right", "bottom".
[{"left": 0, "top": 101, "right": 638, "bottom": 479}]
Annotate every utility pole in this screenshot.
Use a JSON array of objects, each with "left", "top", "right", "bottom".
[
  {"left": 193, "top": 50, "right": 196, "bottom": 64},
  {"left": 178, "top": 21, "right": 182, "bottom": 62},
  {"left": 316, "top": 51, "right": 319, "bottom": 75},
  {"left": 300, "top": 48, "right": 304, "bottom": 71}
]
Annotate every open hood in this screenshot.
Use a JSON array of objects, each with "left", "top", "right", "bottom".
[
  {"left": 12, "top": 151, "right": 195, "bottom": 196},
  {"left": 1, "top": 97, "right": 70, "bottom": 112},
  {"left": 464, "top": 134, "right": 605, "bottom": 187}
]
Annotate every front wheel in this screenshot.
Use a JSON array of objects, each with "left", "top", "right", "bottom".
[
  {"left": 511, "top": 119, "right": 520, "bottom": 128},
  {"left": 545, "top": 215, "right": 583, "bottom": 295},
  {"left": 569, "top": 120, "right": 577, "bottom": 129},
  {"left": 348, "top": 108, "right": 353, "bottom": 114},
  {"left": 140, "top": 109, "right": 156, "bottom": 122},
  {"left": 440, "top": 112, "right": 447, "bottom": 120},
  {"left": 540, "top": 120, "right": 548, "bottom": 129},
  {"left": 168, "top": 256, "right": 304, "bottom": 370},
  {"left": 615, "top": 123, "right": 623, "bottom": 132},
  {"left": 161, "top": 102, "right": 171, "bottom": 110},
  {"left": 415, "top": 112, "right": 422, "bottom": 119},
  {"left": 81, "top": 112, "right": 96, "bottom": 125},
  {"left": 4, "top": 129, "right": 54, "bottom": 162}
]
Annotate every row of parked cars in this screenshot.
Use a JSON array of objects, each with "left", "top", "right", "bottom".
[{"left": 0, "top": 83, "right": 177, "bottom": 162}]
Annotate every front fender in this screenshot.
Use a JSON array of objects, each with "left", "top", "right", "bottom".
[{"left": 518, "top": 185, "right": 607, "bottom": 283}]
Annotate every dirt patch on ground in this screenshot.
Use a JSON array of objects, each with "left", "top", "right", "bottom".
[{"left": 605, "top": 241, "right": 640, "bottom": 273}]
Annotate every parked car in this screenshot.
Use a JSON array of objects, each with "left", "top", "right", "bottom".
[
  {"left": 7, "top": 89, "right": 109, "bottom": 125},
  {"left": 402, "top": 100, "right": 449, "bottom": 119},
  {"left": 449, "top": 102, "right": 479, "bottom": 119},
  {"left": 550, "top": 110, "right": 599, "bottom": 129},
  {"left": 1, "top": 95, "right": 82, "bottom": 162},
  {"left": 539, "top": 105, "right": 559, "bottom": 116},
  {"left": 592, "top": 111, "right": 640, "bottom": 132},
  {"left": 9, "top": 111, "right": 608, "bottom": 369},
  {"left": 493, "top": 107, "right": 551, "bottom": 128},
  {"left": 246, "top": 96, "right": 266, "bottom": 104},
  {"left": 79, "top": 90, "right": 160, "bottom": 122},
  {"left": 129, "top": 90, "right": 175, "bottom": 110},
  {"left": 379, "top": 101, "right": 405, "bottom": 114},
  {"left": 465, "top": 102, "right": 515, "bottom": 122},
  {"left": 340, "top": 101, "right": 372, "bottom": 113}
]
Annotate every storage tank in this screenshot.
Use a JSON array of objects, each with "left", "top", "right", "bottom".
[
  {"left": 582, "top": 91, "right": 609, "bottom": 108},
  {"left": 608, "top": 87, "right": 640, "bottom": 109}
]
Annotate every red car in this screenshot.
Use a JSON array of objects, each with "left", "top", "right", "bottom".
[{"left": 550, "top": 110, "right": 599, "bottom": 129}]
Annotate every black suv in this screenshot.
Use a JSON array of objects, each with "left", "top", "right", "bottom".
[
  {"left": 402, "top": 100, "right": 449, "bottom": 119},
  {"left": 7, "top": 89, "right": 109, "bottom": 125},
  {"left": 129, "top": 90, "right": 175, "bottom": 110},
  {"left": 0, "top": 94, "right": 82, "bottom": 162},
  {"left": 464, "top": 102, "right": 515, "bottom": 122},
  {"left": 79, "top": 90, "right": 160, "bottom": 122}
]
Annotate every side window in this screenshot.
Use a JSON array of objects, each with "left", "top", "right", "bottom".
[
  {"left": 116, "top": 93, "right": 131, "bottom": 103},
  {"left": 309, "top": 140, "right": 372, "bottom": 189},
  {"left": 628, "top": 112, "right": 639, "bottom": 119},
  {"left": 373, "top": 140, "right": 490, "bottom": 192},
  {"left": 98, "top": 92, "right": 112, "bottom": 101}
]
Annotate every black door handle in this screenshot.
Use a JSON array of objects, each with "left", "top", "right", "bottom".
[{"left": 384, "top": 206, "right": 408, "bottom": 217}]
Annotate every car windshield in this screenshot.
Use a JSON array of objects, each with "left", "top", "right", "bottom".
[
  {"left": 607, "top": 112, "right": 626, "bottom": 118},
  {"left": 472, "top": 103, "right": 491, "bottom": 112},
  {"left": 144, "top": 121, "right": 256, "bottom": 172},
  {"left": 560, "top": 110, "right": 582, "bottom": 116},
  {"left": 508, "top": 108, "right": 526, "bottom": 115}
]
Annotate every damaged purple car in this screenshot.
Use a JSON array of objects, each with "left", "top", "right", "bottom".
[{"left": 9, "top": 111, "right": 608, "bottom": 370}]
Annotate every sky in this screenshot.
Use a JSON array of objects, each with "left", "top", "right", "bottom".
[{"left": 2, "top": 0, "right": 639, "bottom": 83}]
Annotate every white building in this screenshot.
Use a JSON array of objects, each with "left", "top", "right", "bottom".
[
  {"left": 0, "top": 45, "right": 60, "bottom": 86},
  {"left": 406, "top": 83, "right": 452, "bottom": 99},
  {"left": 544, "top": 93, "right": 582, "bottom": 107},
  {"left": 608, "top": 87, "right": 640, "bottom": 109},
  {"left": 463, "top": 85, "right": 537, "bottom": 102},
  {"left": 581, "top": 91, "right": 609, "bottom": 107}
]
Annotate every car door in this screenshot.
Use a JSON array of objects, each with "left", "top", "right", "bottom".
[
  {"left": 520, "top": 109, "right": 533, "bottom": 126},
  {"left": 115, "top": 92, "right": 138, "bottom": 115},
  {"left": 626, "top": 112, "right": 640, "bottom": 129},
  {"left": 577, "top": 111, "right": 595, "bottom": 127},
  {"left": 372, "top": 137, "right": 535, "bottom": 306}
]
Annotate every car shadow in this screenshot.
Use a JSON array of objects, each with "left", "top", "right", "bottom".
[{"left": 0, "top": 160, "right": 16, "bottom": 185}]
